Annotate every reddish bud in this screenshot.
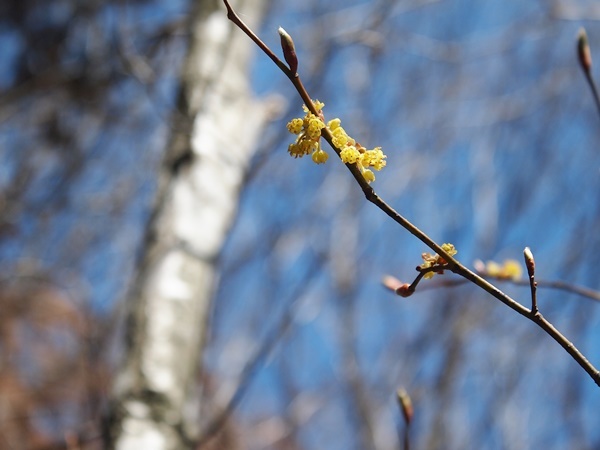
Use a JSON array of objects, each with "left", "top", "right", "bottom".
[
  {"left": 578, "top": 28, "right": 592, "bottom": 74},
  {"left": 381, "top": 276, "right": 414, "bottom": 297},
  {"left": 278, "top": 27, "right": 298, "bottom": 74},
  {"left": 395, "top": 283, "right": 414, "bottom": 298},
  {"left": 396, "top": 388, "right": 414, "bottom": 425}
]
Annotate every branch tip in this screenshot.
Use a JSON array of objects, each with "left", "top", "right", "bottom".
[
  {"left": 396, "top": 388, "right": 413, "bottom": 425},
  {"left": 578, "top": 27, "right": 592, "bottom": 73},
  {"left": 523, "top": 247, "right": 538, "bottom": 314},
  {"left": 523, "top": 247, "right": 535, "bottom": 278}
]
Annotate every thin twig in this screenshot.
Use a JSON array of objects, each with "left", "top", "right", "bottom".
[
  {"left": 584, "top": 71, "right": 600, "bottom": 119},
  {"left": 222, "top": 0, "right": 600, "bottom": 387},
  {"left": 529, "top": 278, "right": 538, "bottom": 315},
  {"left": 396, "top": 388, "right": 412, "bottom": 450},
  {"left": 578, "top": 28, "right": 600, "bottom": 119},
  {"left": 197, "top": 302, "right": 294, "bottom": 448},
  {"left": 196, "top": 256, "right": 324, "bottom": 448},
  {"left": 418, "top": 276, "right": 600, "bottom": 304}
]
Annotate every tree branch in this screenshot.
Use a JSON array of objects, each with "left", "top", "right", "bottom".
[{"left": 221, "top": 0, "right": 600, "bottom": 387}]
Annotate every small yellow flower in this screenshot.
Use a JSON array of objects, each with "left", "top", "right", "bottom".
[
  {"left": 287, "top": 143, "right": 302, "bottom": 158},
  {"left": 312, "top": 149, "right": 329, "bottom": 164},
  {"left": 441, "top": 243, "right": 457, "bottom": 257},
  {"left": 363, "top": 147, "right": 387, "bottom": 171},
  {"left": 331, "top": 136, "right": 345, "bottom": 148},
  {"left": 362, "top": 168, "right": 376, "bottom": 183},
  {"left": 485, "top": 261, "right": 502, "bottom": 277},
  {"left": 419, "top": 254, "right": 436, "bottom": 279},
  {"left": 327, "top": 118, "right": 341, "bottom": 130},
  {"left": 306, "top": 117, "right": 325, "bottom": 139},
  {"left": 484, "top": 259, "right": 522, "bottom": 280},
  {"left": 502, "top": 259, "right": 522, "bottom": 279},
  {"left": 340, "top": 146, "right": 360, "bottom": 164},
  {"left": 288, "top": 139, "right": 314, "bottom": 158},
  {"left": 286, "top": 118, "right": 304, "bottom": 134},
  {"left": 419, "top": 243, "right": 457, "bottom": 279},
  {"left": 330, "top": 123, "right": 351, "bottom": 148},
  {"left": 303, "top": 100, "right": 324, "bottom": 113}
]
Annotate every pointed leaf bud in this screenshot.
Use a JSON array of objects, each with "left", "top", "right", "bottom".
[
  {"left": 278, "top": 27, "right": 298, "bottom": 74},
  {"left": 578, "top": 28, "right": 592, "bottom": 74},
  {"left": 523, "top": 247, "right": 535, "bottom": 278},
  {"left": 396, "top": 388, "right": 414, "bottom": 425}
]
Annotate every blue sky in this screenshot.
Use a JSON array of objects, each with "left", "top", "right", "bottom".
[
  {"left": 211, "top": 1, "right": 600, "bottom": 448},
  {"left": 1, "top": 0, "right": 600, "bottom": 448}
]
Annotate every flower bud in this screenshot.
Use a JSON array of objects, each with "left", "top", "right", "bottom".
[
  {"left": 523, "top": 247, "right": 535, "bottom": 278},
  {"left": 278, "top": 27, "right": 298, "bottom": 74},
  {"left": 578, "top": 28, "right": 592, "bottom": 74},
  {"left": 396, "top": 388, "right": 414, "bottom": 425}
]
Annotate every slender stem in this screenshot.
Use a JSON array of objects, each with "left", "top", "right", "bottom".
[
  {"left": 529, "top": 273, "right": 538, "bottom": 315},
  {"left": 409, "top": 271, "right": 426, "bottom": 292},
  {"left": 222, "top": 0, "right": 600, "bottom": 387},
  {"left": 222, "top": 0, "right": 291, "bottom": 76},
  {"left": 535, "top": 279, "right": 600, "bottom": 302},
  {"left": 585, "top": 70, "right": 600, "bottom": 120},
  {"left": 418, "top": 276, "right": 600, "bottom": 303}
]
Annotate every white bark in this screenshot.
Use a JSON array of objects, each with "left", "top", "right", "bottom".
[{"left": 108, "top": 1, "right": 267, "bottom": 448}]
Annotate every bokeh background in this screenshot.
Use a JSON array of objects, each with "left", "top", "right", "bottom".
[{"left": 1, "top": 0, "right": 600, "bottom": 448}]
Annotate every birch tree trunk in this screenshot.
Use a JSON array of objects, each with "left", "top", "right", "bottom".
[{"left": 107, "top": 1, "right": 268, "bottom": 448}]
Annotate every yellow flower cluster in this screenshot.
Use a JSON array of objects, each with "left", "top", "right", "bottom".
[
  {"left": 330, "top": 119, "right": 386, "bottom": 183},
  {"left": 420, "top": 243, "right": 457, "bottom": 279},
  {"left": 474, "top": 259, "right": 522, "bottom": 280},
  {"left": 285, "top": 101, "right": 387, "bottom": 182},
  {"left": 286, "top": 100, "right": 329, "bottom": 164}
]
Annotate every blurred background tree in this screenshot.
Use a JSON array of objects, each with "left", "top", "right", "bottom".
[{"left": 1, "top": 0, "right": 600, "bottom": 449}]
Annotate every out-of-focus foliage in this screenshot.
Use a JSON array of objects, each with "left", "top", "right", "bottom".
[
  {"left": 0, "top": 273, "right": 111, "bottom": 449},
  {"left": 0, "top": 0, "right": 186, "bottom": 305},
  {"left": 0, "top": 0, "right": 187, "bottom": 447},
  {"left": 2, "top": 0, "right": 600, "bottom": 449}
]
